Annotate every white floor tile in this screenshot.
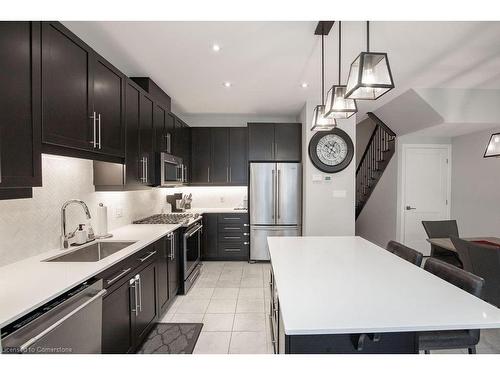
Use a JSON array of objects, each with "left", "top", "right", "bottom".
[
  {"left": 236, "top": 299, "right": 265, "bottom": 313},
  {"left": 202, "top": 314, "right": 235, "bottom": 332},
  {"left": 216, "top": 279, "right": 241, "bottom": 288},
  {"left": 207, "top": 299, "right": 238, "bottom": 313},
  {"left": 196, "top": 279, "right": 218, "bottom": 288},
  {"left": 240, "top": 277, "right": 264, "bottom": 288},
  {"left": 233, "top": 313, "right": 266, "bottom": 332},
  {"left": 176, "top": 298, "right": 210, "bottom": 314},
  {"left": 229, "top": 332, "right": 268, "bottom": 354},
  {"left": 187, "top": 287, "right": 215, "bottom": 299},
  {"left": 159, "top": 313, "right": 174, "bottom": 323},
  {"left": 238, "top": 288, "right": 264, "bottom": 299},
  {"left": 212, "top": 287, "right": 240, "bottom": 299},
  {"left": 171, "top": 313, "right": 204, "bottom": 323},
  {"left": 194, "top": 332, "right": 232, "bottom": 354}
]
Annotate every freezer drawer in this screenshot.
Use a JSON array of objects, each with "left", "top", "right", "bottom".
[{"left": 250, "top": 226, "right": 301, "bottom": 261}]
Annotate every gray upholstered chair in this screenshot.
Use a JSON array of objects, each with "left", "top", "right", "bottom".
[
  {"left": 451, "top": 236, "right": 500, "bottom": 308},
  {"left": 418, "top": 258, "right": 484, "bottom": 354},
  {"left": 422, "top": 220, "right": 462, "bottom": 268},
  {"left": 386, "top": 241, "right": 423, "bottom": 267}
]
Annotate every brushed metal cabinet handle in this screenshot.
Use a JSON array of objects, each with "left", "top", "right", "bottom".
[
  {"left": 98, "top": 113, "right": 102, "bottom": 149},
  {"left": 138, "top": 250, "right": 157, "bottom": 262},
  {"left": 130, "top": 278, "right": 138, "bottom": 316},
  {"left": 208, "top": 167, "right": 210, "bottom": 183},
  {"left": 106, "top": 268, "right": 132, "bottom": 286},
  {"left": 90, "top": 111, "right": 97, "bottom": 148}
]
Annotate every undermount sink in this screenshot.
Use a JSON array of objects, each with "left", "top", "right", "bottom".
[{"left": 44, "top": 241, "right": 137, "bottom": 262}]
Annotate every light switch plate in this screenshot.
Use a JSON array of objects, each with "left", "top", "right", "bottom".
[
  {"left": 312, "top": 174, "right": 323, "bottom": 182},
  {"left": 114, "top": 207, "right": 123, "bottom": 218}
]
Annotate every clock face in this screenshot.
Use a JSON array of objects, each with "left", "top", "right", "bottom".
[
  {"left": 308, "top": 128, "right": 354, "bottom": 173},
  {"left": 316, "top": 134, "right": 348, "bottom": 166}
]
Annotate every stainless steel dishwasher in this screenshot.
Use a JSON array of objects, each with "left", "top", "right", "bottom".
[{"left": 1, "top": 279, "right": 106, "bottom": 354}]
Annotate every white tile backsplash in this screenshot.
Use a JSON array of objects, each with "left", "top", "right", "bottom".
[{"left": 0, "top": 154, "right": 248, "bottom": 266}]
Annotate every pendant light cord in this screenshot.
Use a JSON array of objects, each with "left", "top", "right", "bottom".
[
  {"left": 321, "top": 32, "right": 325, "bottom": 105},
  {"left": 366, "top": 21, "right": 370, "bottom": 52},
  {"left": 338, "top": 21, "right": 342, "bottom": 84}
]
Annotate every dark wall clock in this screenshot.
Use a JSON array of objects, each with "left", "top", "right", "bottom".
[{"left": 308, "top": 128, "right": 354, "bottom": 173}]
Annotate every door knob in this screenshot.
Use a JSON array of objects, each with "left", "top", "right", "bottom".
[{"left": 405, "top": 205, "right": 416, "bottom": 210}]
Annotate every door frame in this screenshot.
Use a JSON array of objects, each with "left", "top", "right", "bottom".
[{"left": 399, "top": 144, "right": 452, "bottom": 244}]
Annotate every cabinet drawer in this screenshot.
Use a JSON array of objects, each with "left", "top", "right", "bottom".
[
  {"left": 218, "top": 232, "right": 250, "bottom": 242},
  {"left": 217, "top": 242, "right": 249, "bottom": 259},
  {"left": 218, "top": 223, "right": 247, "bottom": 233},
  {"left": 217, "top": 213, "right": 249, "bottom": 224}
]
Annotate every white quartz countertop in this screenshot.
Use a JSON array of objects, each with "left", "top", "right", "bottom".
[
  {"left": 268, "top": 236, "right": 500, "bottom": 335},
  {"left": 0, "top": 223, "right": 182, "bottom": 330}
]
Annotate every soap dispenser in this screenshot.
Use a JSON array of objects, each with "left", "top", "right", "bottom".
[{"left": 75, "top": 224, "right": 88, "bottom": 245}]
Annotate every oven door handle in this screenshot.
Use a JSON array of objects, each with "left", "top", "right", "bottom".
[{"left": 184, "top": 223, "right": 203, "bottom": 238}]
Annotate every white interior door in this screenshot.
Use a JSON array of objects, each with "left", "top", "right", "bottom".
[{"left": 402, "top": 145, "right": 451, "bottom": 255}]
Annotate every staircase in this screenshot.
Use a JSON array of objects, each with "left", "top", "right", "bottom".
[{"left": 355, "top": 112, "right": 397, "bottom": 219}]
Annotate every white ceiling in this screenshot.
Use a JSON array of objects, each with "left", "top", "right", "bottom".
[{"left": 63, "top": 21, "right": 500, "bottom": 120}]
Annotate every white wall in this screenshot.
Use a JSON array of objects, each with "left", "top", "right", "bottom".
[
  {"left": 0, "top": 155, "right": 248, "bottom": 267},
  {"left": 451, "top": 126, "right": 500, "bottom": 237},
  {"left": 355, "top": 133, "right": 451, "bottom": 247},
  {"left": 300, "top": 101, "right": 356, "bottom": 236}
]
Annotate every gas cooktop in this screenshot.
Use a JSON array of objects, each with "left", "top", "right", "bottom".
[{"left": 133, "top": 213, "right": 200, "bottom": 225}]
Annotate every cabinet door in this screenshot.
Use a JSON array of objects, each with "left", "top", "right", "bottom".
[
  {"left": 165, "top": 113, "right": 175, "bottom": 154},
  {"left": 0, "top": 22, "right": 42, "bottom": 189},
  {"left": 92, "top": 56, "right": 125, "bottom": 157},
  {"left": 202, "top": 214, "right": 218, "bottom": 259},
  {"left": 211, "top": 128, "right": 230, "bottom": 183},
  {"left": 135, "top": 262, "right": 158, "bottom": 343},
  {"left": 155, "top": 238, "right": 169, "bottom": 312},
  {"left": 167, "top": 231, "right": 179, "bottom": 298},
  {"left": 154, "top": 104, "right": 167, "bottom": 153},
  {"left": 125, "top": 81, "right": 141, "bottom": 186},
  {"left": 229, "top": 128, "right": 248, "bottom": 185},
  {"left": 181, "top": 124, "right": 191, "bottom": 182},
  {"left": 248, "top": 123, "right": 275, "bottom": 161},
  {"left": 191, "top": 128, "right": 211, "bottom": 183},
  {"left": 102, "top": 278, "right": 134, "bottom": 354},
  {"left": 139, "top": 94, "right": 154, "bottom": 185},
  {"left": 172, "top": 117, "right": 184, "bottom": 157},
  {"left": 41, "top": 22, "right": 92, "bottom": 151},
  {"left": 274, "top": 123, "right": 301, "bottom": 161}
]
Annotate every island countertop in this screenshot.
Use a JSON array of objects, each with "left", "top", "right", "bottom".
[{"left": 268, "top": 236, "right": 500, "bottom": 336}]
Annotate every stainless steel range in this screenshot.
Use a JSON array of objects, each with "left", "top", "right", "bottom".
[{"left": 133, "top": 213, "right": 203, "bottom": 294}]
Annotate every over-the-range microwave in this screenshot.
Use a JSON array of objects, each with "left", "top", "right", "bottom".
[{"left": 157, "top": 153, "right": 187, "bottom": 187}]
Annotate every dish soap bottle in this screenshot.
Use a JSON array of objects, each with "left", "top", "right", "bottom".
[{"left": 75, "top": 224, "right": 88, "bottom": 245}]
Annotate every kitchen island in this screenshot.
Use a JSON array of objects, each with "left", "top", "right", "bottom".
[{"left": 267, "top": 236, "right": 500, "bottom": 354}]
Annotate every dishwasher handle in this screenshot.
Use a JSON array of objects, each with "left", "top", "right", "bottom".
[{"left": 18, "top": 289, "right": 107, "bottom": 352}]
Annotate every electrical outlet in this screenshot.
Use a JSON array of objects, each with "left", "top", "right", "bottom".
[
  {"left": 220, "top": 196, "right": 225, "bottom": 203},
  {"left": 114, "top": 207, "right": 123, "bottom": 218}
]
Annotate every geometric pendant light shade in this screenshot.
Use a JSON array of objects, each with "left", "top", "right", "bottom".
[
  {"left": 345, "top": 21, "right": 395, "bottom": 100},
  {"left": 325, "top": 22, "right": 358, "bottom": 119},
  {"left": 311, "top": 21, "right": 337, "bottom": 131},
  {"left": 484, "top": 132, "right": 500, "bottom": 158}
]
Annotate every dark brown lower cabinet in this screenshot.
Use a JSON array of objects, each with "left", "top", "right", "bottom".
[
  {"left": 167, "top": 232, "right": 180, "bottom": 301},
  {"left": 102, "top": 277, "right": 134, "bottom": 354},
  {"left": 101, "top": 245, "right": 159, "bottom": 353},
  {"left": 202, "top": 213, "right": 249, "bottom": 261}
]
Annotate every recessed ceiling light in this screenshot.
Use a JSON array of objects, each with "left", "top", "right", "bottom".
[
  {"left": 212, "top": 43, "right": 221, "bottom": 52},
  {"left": 301, "top": 82, "right": 308, "bottom": 88},
  {"left": 223, "top": 82, "right": 232, "bottom": 88}
]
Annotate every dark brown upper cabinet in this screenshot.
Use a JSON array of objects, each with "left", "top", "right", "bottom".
[
  {"left": 191, "top": 127, "right": 248, "bottom": 186},
  {"left": 140, "top": 94, "right": 154, "bottom": 185},
  {"left": 248, "top": 123, "right": 302, "bottom": 162},
  {"left": 41, "top": 22, "right": 125, "bottom": 160},
  {"left": 0, "top": 22, "right": 42, "bottom": 197},
  {"left": 229, "top": 128, "right": 248, "bottom": 184},
  {"left": 153, "top": 104, "right": 167, "bottom": 153}
]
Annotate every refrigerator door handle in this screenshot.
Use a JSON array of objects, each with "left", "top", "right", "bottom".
[
  {"left": 271, "top": 169, "right": 275, "bottom": 220},
  {"left": 277, "top": 169, "right": 281, "bottom": 219}
]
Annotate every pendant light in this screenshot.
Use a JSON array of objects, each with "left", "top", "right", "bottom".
[
  {"left": 325, "top": 21, "right": 358, "bottom": 119},
  {"left": 345, "top": 21, "right": 395, "bottom": 100},
  {"left": 484, "top": 132, "right": 500, "bottom": 158},
  {"left": 311, "top": 23, "right": 336, "bottom": 131}
]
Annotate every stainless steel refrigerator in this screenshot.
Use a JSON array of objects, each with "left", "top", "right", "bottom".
[{"left": 249, "top": 162, "right": 302, "bottom": 261}]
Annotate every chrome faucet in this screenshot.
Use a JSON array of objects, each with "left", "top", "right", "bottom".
[{"left": 61, "top": 199, "right": 95, "bottom": 249}]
